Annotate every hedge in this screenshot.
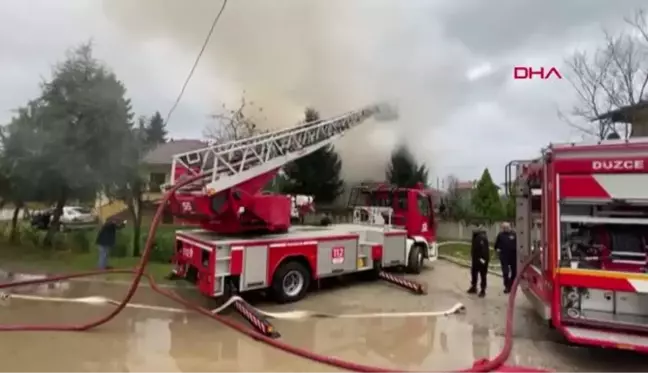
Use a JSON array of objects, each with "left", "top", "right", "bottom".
[{"left": 0, "top": 223, "right": 180, "bottom": 263}]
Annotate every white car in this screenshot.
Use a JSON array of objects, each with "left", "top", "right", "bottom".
[{"left": 59, "top": 206, "right": 97, "bottom": 229}]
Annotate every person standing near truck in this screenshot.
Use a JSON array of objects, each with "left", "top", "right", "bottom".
[
  {"left": 494, "top": 222, "right": 517, "bottom": 294},
  {"left": 96, "top": 219, "right": 119, "bottom": 270},
  {"left": 467, "top": 225, "right": 490, "bottom": 298}
]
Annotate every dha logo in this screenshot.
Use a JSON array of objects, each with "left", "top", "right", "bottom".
[{"left": 513, "top": 67, "right": 562, "bottom": 80}]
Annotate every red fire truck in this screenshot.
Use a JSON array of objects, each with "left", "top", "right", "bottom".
[
  {"left": 506, "top": 137, "right": 648, "bottom": 352},
  {"left": 165, "top": 104, "right": 438, "bottom": 303}
]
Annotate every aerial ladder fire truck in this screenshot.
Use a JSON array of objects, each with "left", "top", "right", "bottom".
[
  {"left": 506, "top": 137, "right": 648, "bottom": 352},
  {"left": 165, "top": 104, "right": 438, "bottom": 304}
]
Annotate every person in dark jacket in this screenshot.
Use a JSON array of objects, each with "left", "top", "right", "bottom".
[
  {"left": 494, "top": 222, "right": 517, "bottom": 294},
  {"left": 96, "top": 219, "right": 120, "bottom": 270},
  {"left": 467, "top": 226, "right": 490, "bottom": 298}
]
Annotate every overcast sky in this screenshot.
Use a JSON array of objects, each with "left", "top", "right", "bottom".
[{"left": 1, "top": 0, "right": 646, "bottom": 186}]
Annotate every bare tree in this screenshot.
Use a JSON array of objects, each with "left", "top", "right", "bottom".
[
  {"left": 440, "top": 174, "right": 468, "bottom": 221},
  {"left": 562, "top": 9, "right": 648, "bottom": 139},
  {"left": 204, "top": 94, "right": 266, "bottom": 143}
]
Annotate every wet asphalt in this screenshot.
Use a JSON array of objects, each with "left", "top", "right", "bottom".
[{"left": 0, "top": 261, "right": 647, "bottom": 372}]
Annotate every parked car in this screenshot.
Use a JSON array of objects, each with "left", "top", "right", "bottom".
[
  {"left": 60, "top": 206, "right": 97, "bottom": 230},
  {"left": 30, "top": 206, "right": 98, "bottom": 231}
]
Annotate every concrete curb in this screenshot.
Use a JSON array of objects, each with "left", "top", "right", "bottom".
[
  {"left": 1, "top": 270, "right": 186, "bottom": 289},
  {"left": 439, "top": 255, "right": 503, "bottom": 277},
  {"left": 67, "top": 277, "right": 187, "bottom": 289}
]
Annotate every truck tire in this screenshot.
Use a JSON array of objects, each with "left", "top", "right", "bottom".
[
  {"left": 407, "top": 244, "right": 424, "bottom": 274},
  {"left": 271, "top": 260, "right": 311, "bottom": 304}
]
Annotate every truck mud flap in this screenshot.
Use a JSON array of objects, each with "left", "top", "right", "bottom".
[{"left": 378, "top": 271, "right": 427, "bottom": 295}]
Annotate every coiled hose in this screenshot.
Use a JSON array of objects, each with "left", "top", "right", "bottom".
[{"left": 0, "top": 172, "right": 542, "bottom": 372}]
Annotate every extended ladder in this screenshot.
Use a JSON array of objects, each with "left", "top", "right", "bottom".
[{"left": 170, "top": 103, "right": 398, "bottom": 193}]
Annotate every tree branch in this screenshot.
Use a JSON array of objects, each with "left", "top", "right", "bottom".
[
  {"left": 562, "top": 9, "right": 648, "bottom": 140},
  {"left": 204, "top": 93, "right": 264, "bottom": 143}
]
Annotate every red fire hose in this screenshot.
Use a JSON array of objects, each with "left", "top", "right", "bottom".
[{"left": 0, "top": 173, "right": 544, "bottom": 372}]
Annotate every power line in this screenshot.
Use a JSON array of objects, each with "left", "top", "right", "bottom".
[{"left": 164, "top": 0, "right": 229, "bottom": 126}]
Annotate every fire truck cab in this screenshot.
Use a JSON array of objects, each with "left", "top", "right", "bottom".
[
  {"left": 348, "top": 182, "right": 437, "bottom": 260},
  {"left": 507, "top": 137, "right": 648, "bottom": 352}
]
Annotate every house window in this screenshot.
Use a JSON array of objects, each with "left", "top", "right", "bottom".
[{"left": 149, "top": 173, "right": 167, "bottom": 192}]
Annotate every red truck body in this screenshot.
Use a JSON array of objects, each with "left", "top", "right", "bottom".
[{"left": 508, "top": 137, "right": 648, "bottom": 352}]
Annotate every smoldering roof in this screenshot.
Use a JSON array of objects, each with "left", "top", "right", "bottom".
[{"left": 102, "top": 0, "right": 474, "bottom": 182}]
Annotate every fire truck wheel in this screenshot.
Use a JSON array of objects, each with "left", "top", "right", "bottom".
[
  {"left": 407, "top": 245, "right": 424, "bottom": 274},
  {"left": 272, "top": 261, "right": 311, "bottom": 304}
]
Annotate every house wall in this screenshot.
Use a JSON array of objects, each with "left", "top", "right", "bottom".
[
  {"left": 631, "top": 112, "right": 648, "bottom": 137},
  {"left": 145, "top": 164, "right": 171, "bottom": 192},
  {"left": 94, "top": 163, "right": 171, "bottom": 221}
]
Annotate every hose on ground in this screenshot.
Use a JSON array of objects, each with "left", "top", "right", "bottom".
[{"left": 0, "top": 172, "right": 542, "bottom": 372}]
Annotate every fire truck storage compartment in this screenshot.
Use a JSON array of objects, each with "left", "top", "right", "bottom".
[
  {"left": 315, "top": 237, "right": 359, "bottom": 277},
  {"left": 175, "top": 226, "right": 411, "bottom": 296},
  {"left": 558, "top": 179, "right": 648, "bottom": 328},
  {"left": 335, "top": 224, "right": 408, "bottom": 267},
  {"left": 382, "top": 233, "right": 407, "bottom": 266},
  {"left": 239, "top": 245, "right": 267, "bottom": 291},
  {"left": 559, "top": 202, "right": 648, "bottom": 272},
  {"left": 561, "top": 287, "right": 648, "bottom": 328}
]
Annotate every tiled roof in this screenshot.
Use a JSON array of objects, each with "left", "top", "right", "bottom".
[
  {"left": 594, "top": 100, "right": 648, "bottom": 122},
  {"left": 456, "top": 181, "right": 475, "bottom": 190},
  {"left": 425, "top": 188, "right": 445, "bottom": 196},
  {"left": 142, "top": 139, "right": 207, "bottom": 165}
]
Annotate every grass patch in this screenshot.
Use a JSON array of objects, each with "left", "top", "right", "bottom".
[
  {"left": 0, "top": 243, "right": 173, "bottom": 282},
  {"left": 0, "top": 222, "right": 193, "bottom": 283},
  {"left": 438, "top": 242, "right": 499, "bottom": 263},
  {"left": 438, "top": 242, "right": 472, "bottom": 260}
]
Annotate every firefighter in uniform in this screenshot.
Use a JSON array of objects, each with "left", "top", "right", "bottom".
[
  {"left": 467, "top": 225, "right": 490, "bottom": 298},
  {"left": 494, "top": 222, "right": 517, "bottom": 294}
]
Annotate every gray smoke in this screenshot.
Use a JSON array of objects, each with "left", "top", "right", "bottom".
[{"left": 102, "top": 0, "right": 473, "bottom": 182}]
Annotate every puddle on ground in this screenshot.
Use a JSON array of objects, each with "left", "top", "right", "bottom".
[
  {"left": 0, "top": 270, "right": 71, "bottom": 295},
  {"left": 0, "top": 297, "right": 536, "bottom": 372},
  {"left": 2, "top": 263, "right": 647, "bottom": 372},
  {"left": 0, "top": 269, "right": 211, "bottom": 309}
]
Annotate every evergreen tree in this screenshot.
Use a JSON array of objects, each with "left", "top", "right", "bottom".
[
  {"left": 471, "top": 168, "right": 502, "bottom": 222},
  {"left": 385, "top": 145, "right": 429, "bottom": 188},
  {"left": 36, "top": 42, "right": 134, "bottom": 244},
  {"left": 145, "top": 111, "right": 168, "bottom": 145},
  {"left": 502, "top": 182, "right": 516, "bottom": 219},
  {"left": 282, "top": 108, "right": 344, "bottom": 204}
]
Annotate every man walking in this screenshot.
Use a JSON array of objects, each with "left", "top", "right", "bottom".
[
  {"left": 96, "top": 218, "right": 119, "bottom": 270},
  {"left": 494, "top": 222, "right": 517, "bottom": 294},
  {"left": 467, "top": 225, "right": 490, "bottom": 298}
]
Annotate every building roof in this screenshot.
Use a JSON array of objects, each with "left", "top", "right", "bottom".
[
  {"left": 425, "top": 188, "right": 445, "bottom": 197},
  {"left": 142, "top": 139, "right": 207, "bottom": 166},
  {"left": 594, "top": 101, "right": 648, "bottom": 123},
  {"left": 454, "top": 180, "right": 501, "bottom": 190},
  {"left": 456, "top": 181, "right": 476, "bottom": 190}
]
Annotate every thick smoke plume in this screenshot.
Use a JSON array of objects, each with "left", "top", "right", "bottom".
[{"left": 102, "top": 0, "right": 472, "bottom": 182}]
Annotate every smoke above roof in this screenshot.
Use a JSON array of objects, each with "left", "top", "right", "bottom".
[{"left": 102, "top": 0, "right": 472, "bottom": 182}]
